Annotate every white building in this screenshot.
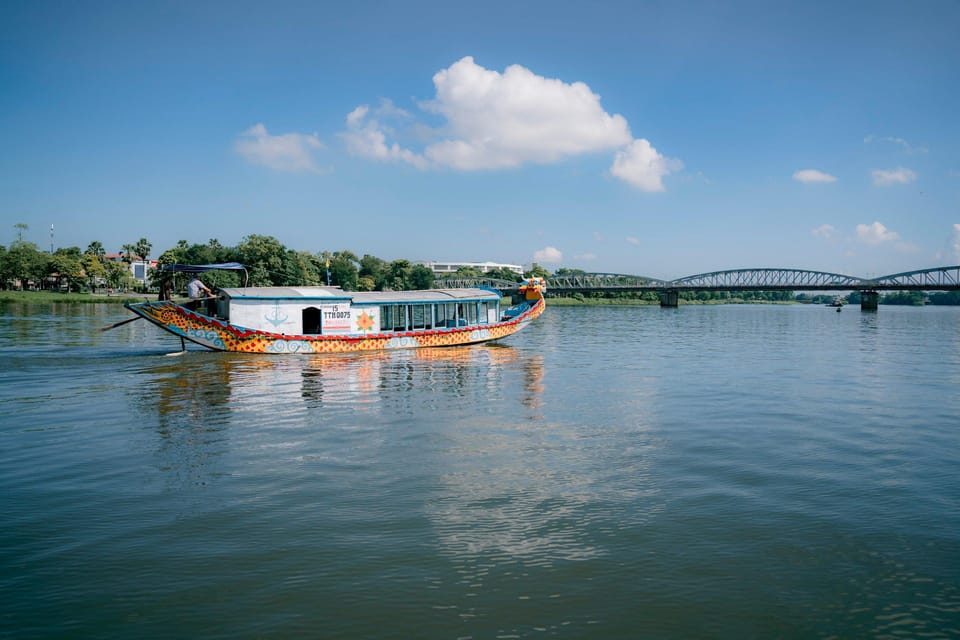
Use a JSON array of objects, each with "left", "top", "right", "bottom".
[
  {"left": 103, "top": 253, "right": 157, "bottom": 286},
  {"left": 418, "top": 261, "right": 524, "bottom": 276}
]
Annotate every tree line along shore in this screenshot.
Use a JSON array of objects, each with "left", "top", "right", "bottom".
[{"left": 2, "top": 228, "right": 957, "bottom": 306}]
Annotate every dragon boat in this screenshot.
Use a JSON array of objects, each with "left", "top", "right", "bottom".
[{"left": 124, "top": 274, "right": 546, "bottom": 354}]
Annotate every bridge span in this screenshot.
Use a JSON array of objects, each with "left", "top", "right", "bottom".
[{"left": 445, "top": 266, "right": 960, "bottom": 311}]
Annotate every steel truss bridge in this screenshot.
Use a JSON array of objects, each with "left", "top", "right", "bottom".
[{"left": 444, "top": 266, "right": 960, "bottom": 310}]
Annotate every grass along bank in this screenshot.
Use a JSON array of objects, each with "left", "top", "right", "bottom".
[{"left": 0, "top": 291, "right": 146, "bottom": 304}]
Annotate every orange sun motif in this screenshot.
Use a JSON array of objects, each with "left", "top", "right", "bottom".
[{"left": 356, "top": 311, "right": 375, "bottom": 332}]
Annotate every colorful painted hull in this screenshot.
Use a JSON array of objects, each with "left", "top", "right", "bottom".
[{"left": 124, "top": 297, "right": 545, "bottom": 354}]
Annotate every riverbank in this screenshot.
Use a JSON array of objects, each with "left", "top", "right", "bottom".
[{"left": 0, "top": 291, "right": 145, "bottom": 304}]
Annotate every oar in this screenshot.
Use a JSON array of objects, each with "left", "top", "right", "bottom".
[{"left": 99, "top": 316, "right": 142, "bottom": 332}]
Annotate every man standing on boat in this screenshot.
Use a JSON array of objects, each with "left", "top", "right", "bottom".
[{"left": 187, "top": 276, "right": 214, "bottom": 312}]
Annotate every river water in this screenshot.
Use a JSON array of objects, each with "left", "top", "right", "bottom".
[{"left": 1, "top": 302, "right": 958, "bottom": 639}]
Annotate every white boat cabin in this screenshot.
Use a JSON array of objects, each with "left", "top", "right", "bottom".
[{"left": 214, "top": 287, "right": 503, "bottom": 336}]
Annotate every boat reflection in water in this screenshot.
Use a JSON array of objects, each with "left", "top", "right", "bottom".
[
  {"left": 299, "top": 345, "right": 544, "bottom": 416},
  {"left": 134, "top": 345, "right": 546, "bottom": 472}
]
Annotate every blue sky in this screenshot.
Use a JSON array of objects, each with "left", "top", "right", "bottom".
[{"left": 1, "top": 0, "right": 957, "bottom": 279}]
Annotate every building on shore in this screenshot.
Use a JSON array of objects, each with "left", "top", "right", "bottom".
[
  {"left": 103, "top": 253, "right": 157, "bottom": 288},
  {"left": 417, "top": 260, "right": 524, "bottom": 276}
]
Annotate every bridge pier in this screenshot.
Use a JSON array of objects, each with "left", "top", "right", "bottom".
[
  {"left": 659, "top": 290, "right": 679, "bottom": 308},
  {"left": 860, "top": 290, "right": 879, "bottom": 311}
]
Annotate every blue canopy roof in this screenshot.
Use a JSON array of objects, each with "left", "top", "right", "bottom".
[{"left": 161, "top": 262, "right": 246, "bottom": 273}]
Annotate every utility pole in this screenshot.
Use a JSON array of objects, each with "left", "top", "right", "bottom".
[{"left": 50, "top": 224, "right": 54, "bottom": 254}]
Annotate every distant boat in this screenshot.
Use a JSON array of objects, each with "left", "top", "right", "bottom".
[
  {"left": 826, "top": 297, "right": 844, "bottom": 307},
  {"left": 124, "top": 270, "right": 547, "bottom": 354}
]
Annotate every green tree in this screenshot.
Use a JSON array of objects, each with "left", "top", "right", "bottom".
[
  {"left": 5, "top": 239, "right": 44, "bottom": 289},
  {"left": 85, "top": 241, "right": 105, "bottom": 259},
  {"left": 155, "top": 239, "right": 243, "bottom": 292},
  {"left": 48, "top": 247, "right": 84, "bottom": 291},
  {"left": 81, "top": 251, "right": 106, "bottom": 291},
  {"left": 387, "top": 259, "right": 412, "bottom": 290},
  {"left": 120, "top": 243, "right": 137, "bottom": 263},
  {"left": 281, "top": 250, "right": 322, "bottom": 286},
  {"left": 452, "top": 265, "right": 484, "bottom": 278},
  {"left": 409, "top": 264, "right": 435, "bottom": 290},
  {"left": 882, "top": 291, "right": 925, "bottom": 306},
  {"left": 485, "top": 267, "right": 523, "bottom": 282},
  {"left": 525, "top": 263, "right": 551, "bottom": 279},
  {"left": 134, "top": 238, "right": 152, "bottom": 263},
  {"left": 359, "top": 254, "right": 388, "bottom": 290},
  {"left": 237, "top": 234, "right": 286, "bottom": 286},
  {"left": 181, "top": 238, "right": 232, "bottom": 266},
  {"left": 157, "top": 240, "right": 189, "bottom": 267},
  {"left": 929, "top": 291, "right": 960, "bottom": 305},
  {"left": 324, "top": 250, "right": 360, "bottom": 290},
  {"left": 104, "top": 260, "right": 132, "bottom": 291}
]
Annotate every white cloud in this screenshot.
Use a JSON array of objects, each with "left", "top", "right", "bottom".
[
  {"left": 610, "top": 139, "right": 683, "bottom": 192},
  {"left": 234, "top": 123, "right": 325, "bottom": 174},
  {"left": 793, "top": 169, "right": 837, "bottom": 183},
  {"left": 871, "top": 167, "right": 917, "bottom": 186},
  {"left": 533, "top": 246, "right": 563, "bottom": 263},
  {"left": 864, "top": 134, "right": 928, "bottom": 155},
  {"left": 625, "top": 236, "right": 641, "bottom": 245},
  {"left": 372, "top": 97, "right": 412, "bottom": 120},
  {"left": 340, "top": 106, "right": 426, "bottom": 169},
  {"left": 812, "top": 224, "right": 837, "bottom": 239},
  {"left": 340, "top": 56, "right": 681, "bottom": 190},
  {"left": 856, "top": 221, "right": 899, "bottom": 245},
  {"left": 423, "top": 56, "right": 632, "bottom": 170}
]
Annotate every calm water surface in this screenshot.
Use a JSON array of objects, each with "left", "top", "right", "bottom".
[{"left": 1, "top": 302, "right": 958, "bottom": 639}]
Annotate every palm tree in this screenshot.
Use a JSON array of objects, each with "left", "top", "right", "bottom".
[
  {"left": 85, "top": 241, "right": 105, "bottom": 259},
  {"left": 121, "top": 244, "right": 137, "bottom": 263},
  {"left": 134, "top": 238, "right": 152, "bottom": 263}
]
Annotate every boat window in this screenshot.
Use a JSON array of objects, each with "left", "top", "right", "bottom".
[
  {"left": 479, "top": 301, "right": 492, "bottom": 324},
  {"left": 380, "top": 305, "right": 406, "bottom": 331},
  {"left": 410, "top": 304, "right": 431, "bottom": 329},
  {"left": 460, "top": 302, "right": 478, "bottom": 326},
  {"left": 302, "top": 307, "right": 322, "bottom": 334},
  {"left": 437, "top": 303, "right": 459, "bottom": 328}
]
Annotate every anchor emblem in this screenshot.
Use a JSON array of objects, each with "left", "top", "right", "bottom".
[{"left": 264, "top": 301, "right": 288, "bottom": 327}]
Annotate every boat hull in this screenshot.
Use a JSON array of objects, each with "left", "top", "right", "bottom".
[{"left": 124, "top": 298, "right": 545, "bottom": 354}]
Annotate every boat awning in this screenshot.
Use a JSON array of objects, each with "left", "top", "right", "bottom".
[{"left": 161, "top": 262, "right": 247, "bottom": 273}]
